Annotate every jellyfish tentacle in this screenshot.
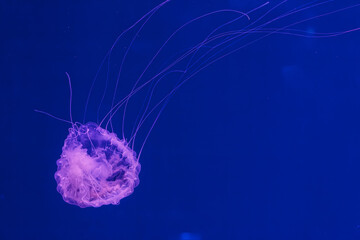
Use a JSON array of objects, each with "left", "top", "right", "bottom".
[
  {"left": 109, "top": 1, "right": 168, "bottom": 136},
  {"left": 101, "top": 1, "right": 292, "bottom": 127},
  {"left": 34, "top": 109, "right": 73, "bottom": 124},
  {"left": 34, "top": 72, "right": 75, "bottom": 125},
  {"left": 83, "top": 0, "right": 171, "bottom": 125},
  {"left": 132, "top": 1, "right": 360, "bottom": 154},
  {"left": 96, "top": 57, "right": 110, "bottom": 125},
  {"left": 127, "top": 70, "right": 185, "bottom": 147},
  {"left": 65, "top": 72, "right": 74, "bottom": 125},
  {"left": 100, "top": 8, "right": 265, "bottom": 130},
  {"left": 129, "top": 6, "right": 263, "bottom": 145},
  {"left": 126, "top": 2, "right": 288, "bottom": 147},
  {"left": 185, "top": 0, "right": 331, "bottom": 75},
  {"left": 120, "top": 9, "right": 255, "bottom": 141}
]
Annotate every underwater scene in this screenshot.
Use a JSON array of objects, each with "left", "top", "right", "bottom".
[{"left": 2, "top": 0, "right": 360, "bottom": 239}]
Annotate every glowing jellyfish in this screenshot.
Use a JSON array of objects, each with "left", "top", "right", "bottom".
[
  {"left": 36, "top": 1, "right": 360, "bottom": 207},
  {"left": 54, "top": 122, "right": 140, "bottom": 208}
]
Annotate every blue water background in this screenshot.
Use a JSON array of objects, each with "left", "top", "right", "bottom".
[{"left": 2, "top": 0, "right": 360, "bottom": 239}]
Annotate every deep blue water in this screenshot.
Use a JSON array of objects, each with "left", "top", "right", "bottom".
[{"left": 2, "top": 0, "right": 360, "bottom": 239}]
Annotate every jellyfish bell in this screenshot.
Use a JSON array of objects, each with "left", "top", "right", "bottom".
[{"left": 54, "top": 122, "right": 140, "bottom": 208}]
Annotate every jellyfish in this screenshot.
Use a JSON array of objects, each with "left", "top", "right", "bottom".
[
  {"left": 54, "top": 121, "right": 140, "bottom": 208},
  {"left": 36, "top": 1, "right": 359, "bottom": 207}
]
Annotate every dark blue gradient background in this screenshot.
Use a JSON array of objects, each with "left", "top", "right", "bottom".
[{"left": 2, "top": 0, "right": 360, "bottom": 239}]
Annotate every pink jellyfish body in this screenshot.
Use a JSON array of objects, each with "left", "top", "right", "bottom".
[{"left": 55, "top": 122, "right": 140, "bottom": 208}]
